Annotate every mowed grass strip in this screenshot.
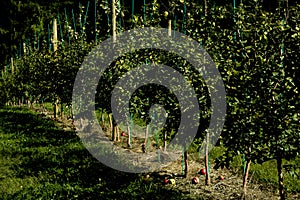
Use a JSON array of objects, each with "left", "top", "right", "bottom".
[{"left": 0, "top": 107, "right": 184, "bottom": 200}]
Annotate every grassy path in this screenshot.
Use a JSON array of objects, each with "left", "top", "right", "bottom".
[
  {"left": 0, "top": 106, "right": 299, "bottom": 199},
  {"left": 0, "top": 107, "right": 184, "bottom": 199}
]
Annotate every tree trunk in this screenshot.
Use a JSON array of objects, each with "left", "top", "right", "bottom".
[
  {"left": 30, "top": 99, "right": 34, "bottom": 109},
  {"left": 53, "top": 99, "right": 58, "bottom": 120},
  {"left": 242, "top": 159, "right": 251, "bottom": 199},
  {"left": 114, "top": 124, "right": 119, "bottom": 141},
  {"left": 143, "top": 124, "right": 149, "bottom": 153},
  {"left": 53, "top": 103, "right": 56, "bottom": 119},
  {"left": 164, "top": 131, "right": 167, "bottom": 152},
  {"left": 108, "top": 113, "right": 113, "bottom": 140},
  {"left": 60, "top": 103, "right": 64, "bottom": 119},
  {"left": 113, "top": 125, "right": 116, "bottom": 141},
  {"left": 127, "top": 122, "right": 131, "bottom": 148},
  {"left": 101, "top": 112, "right": 105, "bottom": 128},
  {"left": 70, "top": 105, "right": 74, "bottom": 123},
  {"left": 277, "top": 157, "right": 285, "bottom": 200},
  {"left": 40, "top": 102, "right": 44, "bottom": 112},
  {"left": 11, "top": 57, "right": 14, "bottom": 75},
  {"left": 184, "top": 149, "right": 188, "bottom": 178}
]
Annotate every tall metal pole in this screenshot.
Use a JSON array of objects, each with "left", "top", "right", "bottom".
[
  {"left": 143, "top": 0, "right": 146, "bottom": 21},
  {"left": 132, "top": 0, "right": 135, "bottom": 22}
]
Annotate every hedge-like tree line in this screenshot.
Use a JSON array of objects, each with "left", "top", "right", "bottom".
[{"left": 0, "top": 1, "right": 299, "bottom": 199}]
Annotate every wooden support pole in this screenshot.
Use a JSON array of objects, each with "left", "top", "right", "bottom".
[
  {"left": 166, "top": 21, "right": 172, "bottom": 148},
  {"left": 95, "top": 0, "right": 98, "bottom": 43},
  {"left": 127, "top": 114, "right": 132, "bottom": 148},
  {"left": 53, "top": 99, "right": 59, "bottom": 120},
  {"left": 53, "top": 18, "right": 58, "bottom": 52},
  {"left": 242, "top": 159, "right": 251, "bottom": 199},
  {"left": 127, "top": 122, "right": 131, "bottom": 147},
  {"left": 205, "top": 131, "right": 211, "bottom": 185},
  {"left": 23, "top": 42, "right": 26, "bottom": 56},
  {"left": 168, "top": 19, "right": 172, "bottom": 37},
  {"left": 112, "top": 0, "right": 117, "bottom": 43},
  {"left": 52, "top": 18, "right": 58, "bottom": 119},
  {"left": 11, "top": 57, "right": 14, "bottom": 75}
]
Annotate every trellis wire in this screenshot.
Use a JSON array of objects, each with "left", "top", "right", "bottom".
[
  {"left": 79, "top": 2, "right": 83, "bottom": 33},
  {"left": 83, "top": 1, "right": 90, "bottom": 39},
  {"left": 34, "top": 30, "right": 36, "bottom": 50},
  {"left": 65, "top": 8, "right": 71, "bottom": 45},
  {"left": 37, "top": 26, "right": 40, "bottom": 50},
  {"left": 118, "top": 0, "right": 122, "bottom": 32},
  {"left": 150, "top": 0, "right": 154, "bottom": 21},
  {"left": 57, "top": 13, "right": 64, "bottom": 48},
  {"left": 48, "top": 24, "right": 52, "bottom": 51},
  {"left": 106, "top": 0, "right": 110, "bottom": 26},
  {"left": 173, "top": 15, "right": 177, "bottom": 36},
  {"left": 129, "top": 113, "right": 132, "bottom": 147},
  {"left": 132, "top": 0, "right": 134, "bottom": 22},
  {"left": 72, "top": 9, "right": 77, "bottom": 34},
  {"left": 146, "top": 96, "right": 150, "bottom": 150},
  {"left": 143, "top": 0, "right": 146, "bottom": 21},
  {"left": 153, "top": 111, "right": 161, "bottom": 163}
]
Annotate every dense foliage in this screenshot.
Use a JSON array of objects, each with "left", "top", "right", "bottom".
[{"left": 0, "top": 0, "right": 299, "bottom": 198}]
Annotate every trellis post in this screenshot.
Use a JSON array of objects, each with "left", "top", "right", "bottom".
[{"left": 112, "top": 0, "right": 117, "bottom": 43}]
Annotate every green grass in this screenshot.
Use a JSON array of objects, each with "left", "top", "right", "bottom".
[
  {"left": 222, "top": 151, "right": 300, "bottom": 193},
  {"left": 0, "top": 106, "right": 184, "bottom": 199},
  {"left": 1, "top": 106, "right": 299, "bottom": 198},
  {"left": 250, "top": 158, "right": 300, "bottom": 193},
  {"left": 200, "top": 145, "right": 300, "bottom": 194}
]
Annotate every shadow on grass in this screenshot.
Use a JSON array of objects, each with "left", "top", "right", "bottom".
[{"left": 0, "top": 106, "right": 185, "bottom": 200}]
